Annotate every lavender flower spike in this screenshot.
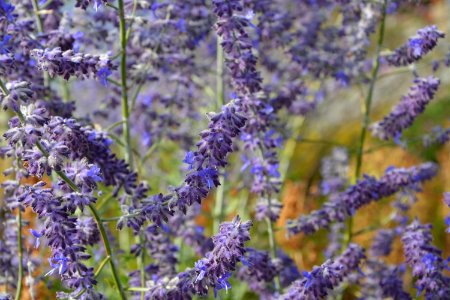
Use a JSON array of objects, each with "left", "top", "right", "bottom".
[
  {"left": 385, "top": 25, "right": 445, "bottom": 66},
  {"left": 401, "top": 220, "right": 450, "bottom": 299},
  {"left": 287, "top": 162, "right": 438, "bottom": 236},
  {"left": 30, "top": 48, "right": 114, "bottom": 81},
  {"left": 142, "top": 216, "right": 252, "bottom": 299},
  {"left": 281, "top": 244, "right": 365, "bottom": 300},
  {"left": 370, "top": 76, "right": 440, "bottom": 141}
]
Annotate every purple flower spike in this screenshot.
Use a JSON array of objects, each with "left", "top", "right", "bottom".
[
  {"left": 386, "top": 26, "right": 445, "bottom": 66},
  {"left": 401, "top": 220, "right": 450, "bottom": 299},
  {"left": 281, "top": 244, "right": 365, "bottom": 299},
  {"left": 370, "top": 77, "right": 440, "bottom": 141},
  {"left": 142, "top": 216, "right": 252, "bottom": 299},
  {"left": 287, "top": 163, "right": 438, "bottom": 236},
  {"left": 30, "top": 48, "right": 114, "bottom": 82}
]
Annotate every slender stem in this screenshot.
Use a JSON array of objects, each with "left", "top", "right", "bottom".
[
  {"left": 125, "top": 0, "right": 138, "bottom": 43},
  {"left": 265, "top": 214, "right": 281, "bottom": 292},
  {"left": 30, "top": 0, "right": 44, "bottom": 33},
  {"left": 15, "top": 209, "right": 23, "bottom": 300},
  {"left": 116, "top": 2, "right": 142, "bottom": 296},
  {"left": 94, "top": 256, "right": 111, "bottom": 277},
  {"left": 0, "top": 78, "right": 127, "bottom": 300},
  {"left": 213, "top": 36, "right": 225, "bottom": 233},
  {"left": 354, "top": 0, "right": 387, "bottom": 179},
  {"left": 346, "top": 0, "right": 387, "bottom": 248},
  {"left": 88, "top": 204, "right": 127, "bottom": 300},
  {"left": 118, "top": 0, "right": 133, "bottom": 169},
  {"left": 138, "top": 233, "right": 145, "bottom": 300},
  {"left": 30, "top": 0, "right": 50, "bottom": 93}
]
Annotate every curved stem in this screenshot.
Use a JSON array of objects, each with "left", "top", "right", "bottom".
[
  {"left": 346, "top": 0, "right": 387, "bottom": 248},
  {"left": 88, "top": 204, "right": 127, "bottom": 300},
  {"left": 15, "top": 209, "right": 23, "bottom": 300},
  {"left": 213, "top": 36, "right": 225, "bottom": 233}
]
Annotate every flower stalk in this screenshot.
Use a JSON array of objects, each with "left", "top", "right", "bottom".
[{"left": 347, "top": 0, "right": 388, "bottom": 247}]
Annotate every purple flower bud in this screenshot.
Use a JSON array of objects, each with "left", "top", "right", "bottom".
[
  {"left": 386, "top": 26, "right": 445, "bottom": 66},
  {"left": 29, "top": 229, "right": 43, "bottom": 248}
]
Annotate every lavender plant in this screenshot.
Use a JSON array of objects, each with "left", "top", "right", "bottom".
[{"left": 0, "top": 0, "right": 449, "bottom": 299}]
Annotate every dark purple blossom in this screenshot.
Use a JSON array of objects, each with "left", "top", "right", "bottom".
[
  {"left": 75, "top": 0, "right": 108, "bottom": 11},
  {"left": 281, "top": 244, "right": 365, "bottom": 300},
  {"left": 30, "top": 48, "right": 114, "bottom": 81},
  {"left": 142, "top": 216, "right": 252, "bottom": 299},
  {"left": 401, "top": 220, "right": 450, "bottom": 299}
]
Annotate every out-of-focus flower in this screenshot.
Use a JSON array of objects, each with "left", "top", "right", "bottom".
[{"left": 370, "top": 76, "right": 440, "bottom": 141}]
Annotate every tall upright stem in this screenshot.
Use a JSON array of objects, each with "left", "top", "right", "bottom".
[
  {"left": 346, "top": 0, "right": 387, "bottom": 247},
  {"left": 117, "top": 0, "right": 133, "bottom": 169},
  {"left": 213, "top": 36, "right": 225, "bottom": 233},
  {"left": 14, "top": 209, "right": 23, "bottom": 300},
  {"left": 30, "top": 0, "right": 44, "bottom": 33},
  {"left": 0, "top": 78, "right": 127, "bottom": 300},
  {"left": 116, "top": 2, "right": 143, "bottom": 297},
  {"left": 30, "top": 0, "right": 50, "bottom": 93},
  {"left": 265, "top": 210, "right": 281, "bottom": 292}
]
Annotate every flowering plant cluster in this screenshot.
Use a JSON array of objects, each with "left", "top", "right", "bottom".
[{"left": 0, "top": 0, "right": 449, "bottom": 300}]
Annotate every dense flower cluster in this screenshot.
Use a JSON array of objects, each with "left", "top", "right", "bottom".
[
  {"left": 401, "top": 220, "right": 450, "bottom": 299},
  {"left": 281, "top": 244, "right": 365, "bottom": 299},
  {"left": 30, "top": 48, "right": 114, "bottom": 82},
  {"left": 141, "top": 216, "right": 252, "bottom": 299}
]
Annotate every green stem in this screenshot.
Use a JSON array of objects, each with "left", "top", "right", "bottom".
[
  {"left": 15, "top": 209, "right": 23, "bottom": 300},
  {"left": 30, "top": 0, "right": 50, "bottom": 92},
  {"left": 117, "top": 2, "right": 142, "bottom": 295},
  {"left": 30, "top": 0, "right": 44, "bottom": 33},
  {"left": 0, "top": 78, "right": 127, "bottom": 300},
  {"left": 265, "top": 213, "right": 281, "bottom": 292},
  {"left": 213, "top": 36, "right": 225, "bottom": 233},
  {"left": 346, "top": 0, "right": 387, "bottom": 248},
  {"left": 88, "top": 204, "right": 127, "bottom": 299},
  {"left": 118, "top": 0, "right": 133, "bottom": 169},
  {"left": 94, "top": 256, "right": 111, "bottom": 277}
]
